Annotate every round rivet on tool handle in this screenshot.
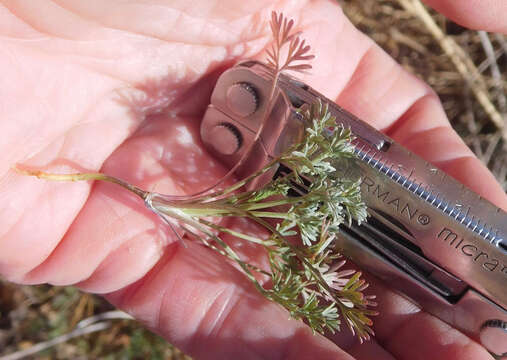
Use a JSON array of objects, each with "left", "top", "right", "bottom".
[
  {"left": 480, "top": 319, "right": 507, "bottom": 357},
  {"left": 209, "top": 123, "right": 243, "bottom": 155},
  {"left": 226, "top": 82, "right": 259, "bottom": 117}
]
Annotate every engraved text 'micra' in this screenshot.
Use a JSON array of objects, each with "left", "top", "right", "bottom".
[{"left": 438, "top": 227, "right": 507, "bottom": 276}]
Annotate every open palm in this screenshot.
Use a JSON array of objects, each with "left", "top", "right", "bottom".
[{"left": 1, "top": 1, "right": 506, "bottom": 359}]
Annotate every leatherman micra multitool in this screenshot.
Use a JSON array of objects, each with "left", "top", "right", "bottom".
[{"left": 200, "top": 61, "right": 507, "bottom": 357}]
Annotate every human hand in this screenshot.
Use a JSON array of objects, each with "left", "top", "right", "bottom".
[{"left": 0, "top": 1, "right": 506, "bottom": 359}]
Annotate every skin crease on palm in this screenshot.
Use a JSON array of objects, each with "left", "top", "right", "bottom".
[{"left": 0, "top": 0, "right": 506, "bottom": 359}]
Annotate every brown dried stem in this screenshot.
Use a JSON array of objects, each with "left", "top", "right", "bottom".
[{"left": 14, "top": 167, "right": 149, "bottom": 200}]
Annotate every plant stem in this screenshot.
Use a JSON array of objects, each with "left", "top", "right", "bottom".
[
  {"left": 240, "top": 198, "right": 299, "bottom": 211},
  {"left": 249, "top": 211, "right": 289, "bottom": 219},
  {"left": 198, "top": 219, "right": 272, "bottom": 245},
  {"left": 14, "top": 168, "right": 148, "bottom": 200}
]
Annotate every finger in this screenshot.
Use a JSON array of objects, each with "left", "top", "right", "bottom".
[
  {"left": 366, "top": 276, "right": 494, "bottom": 360},
  {"left": 387, "top": 100, "right": 507, "bottom": 211},
  {"left": 346, "top": 341, "right": 397, "bottom": 360},
  {"left": 336, "top": 42, "right": 506, "bottom": 211},
  {"left": 322, "top": 257, "right": 493, "bottom": 360},
  {"left": 295, "top": 0, "right": 506, "bottom": 209},
  {"left": 105, "top": 241, "right": 355, "bottom": 360},
  {"left": 422, "top": 0, "right": 507, "bottom": 33}
]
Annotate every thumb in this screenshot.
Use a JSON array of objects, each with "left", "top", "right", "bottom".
[{"left": 422, "top": 0, "right": 507, "bottom": 33}]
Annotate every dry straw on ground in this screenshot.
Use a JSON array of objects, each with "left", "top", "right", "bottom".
[{"left": 1, "top": 1, "right": 506, "bottom": 359}]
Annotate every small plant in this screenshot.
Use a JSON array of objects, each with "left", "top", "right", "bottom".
[{"left": 17, "top": 12, "right": 377, "bottom": 341}]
